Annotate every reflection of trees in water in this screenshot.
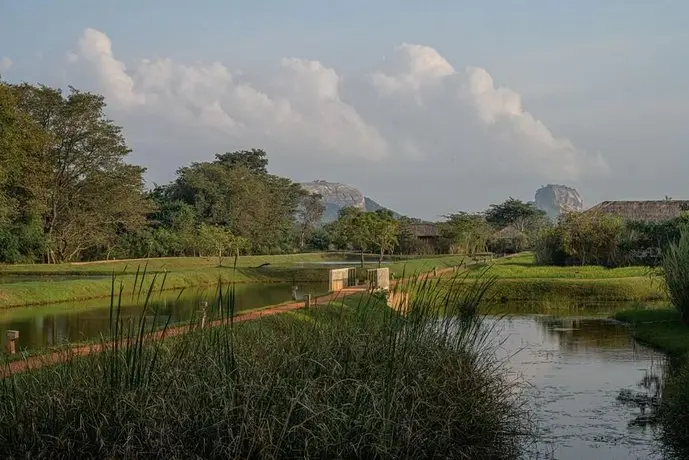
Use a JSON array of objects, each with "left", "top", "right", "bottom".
[
  {"left": 2, "top": 283, "right": 329, "bottom": 350},
  {"left": 534, "top": 317, "right": 634, "bottom": 354}
]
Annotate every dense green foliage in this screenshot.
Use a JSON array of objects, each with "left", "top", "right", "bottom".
[
  {"left": 661, "top": 228, "right": 689, "bottom": 324},
  {"left": 0, "top": 277, "right": 533, "bottom": 458},
  {"left": 330, "top": 207, "right": 399, "bottom": 266},
  {"left": 534, "top": 209, "right": 689, "bottom": 267},
  {"left": 0, "top": 80, "right": 332, "bottom": 262}
]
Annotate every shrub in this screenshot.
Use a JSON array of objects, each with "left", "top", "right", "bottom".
[{"left": 661, "top": 228, "right": 689, "bottom": 324}]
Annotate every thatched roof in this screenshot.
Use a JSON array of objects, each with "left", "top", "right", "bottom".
[
  {"left": 406, "top": 223, "right": 440, "bottom": 238},
  {"left": 585, "top": 200, "right": 689, "bottom": 222}
]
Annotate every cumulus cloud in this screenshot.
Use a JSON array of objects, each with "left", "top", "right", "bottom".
[
  {"left": 0, "top": 57, "right": 13, "bottom": 71},
  {"left": 72, "top": 28, "right": 388, "bottom": 162},
  {"left": 67, "top": 28, "right": 609, "bottom": 217}
]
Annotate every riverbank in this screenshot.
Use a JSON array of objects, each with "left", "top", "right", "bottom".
[
  {"left": 614, "top": 308, "right": 689, "bottom": 356},
  {"left": 460, "top": 253, "right": 665, "bottom": 302},
  {"left": 0, "top": 253, "right": 467, "bottom": 309},
  {"left": 0, "top": 284, "right": 532, "bottom": 458},
  {"left": 614, "top": 307, "right": 689, "bottom": 459}
]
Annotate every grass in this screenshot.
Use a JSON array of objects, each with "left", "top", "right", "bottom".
[
  {"left": 437, "top": 253, "right": 666, "bottom": 303},
  {"left": 614, "top": 307, "right": 689, "bottom": 356},
  {"left": 0, "top": 253, "right": 470, "bottom": 309},
  {"left": 466, "top": 252, "right": 653, "bottom": 279},
  {"left": 484, "top": 277, "right": 665, "bottom": 302},
  {"left": 0, "top": 271, "right": 534, "bottom": 458}
]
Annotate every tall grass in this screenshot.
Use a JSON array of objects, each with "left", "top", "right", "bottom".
[
  {"left": 0, "top": 267, "right": 533, "bottom": 458},
  {"left": 661, "top": 228, "right": 689, "bottom": 325}
]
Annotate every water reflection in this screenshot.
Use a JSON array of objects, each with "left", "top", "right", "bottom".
[
  {"left": 1, "top": 282, "right": 329, "bottom": 351},
  {"left": 486, "top": 315, "right": 666, "bottom": 460}
]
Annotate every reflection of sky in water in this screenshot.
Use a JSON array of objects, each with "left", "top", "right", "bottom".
[{"left": 485, "top": 316, "right": 665, "bottom": 460}]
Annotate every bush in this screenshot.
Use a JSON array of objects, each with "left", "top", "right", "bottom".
[
  {"left": 0, "top": 276, "right": 533, "bottom": 459},
  {"left": 533, "top": 227, "right": 567, "bottom": 266},
  {"left": 661, "top": 228, "right": 689, "bottom": 325}
]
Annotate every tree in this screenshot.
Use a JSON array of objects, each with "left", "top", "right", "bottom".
[
  {"left": 9, "top": 83, "right": 152, "bottom": 262},
  {"left": 440, "top": 212, "right": 493, "bottom": 255},
  {"left": 296, "top": 192, "right": 325, "bottom": 250},
  {"left": 485, "top": 198, "right": 547, "bottom": 233},
  {"left": 197, "top": 224, "right": 238, "bottom": 267},
  {"left": 0, "top": 81, "right": 51, "bottom": 262},
  {"left": 558, "top": 211, "right": 624, "bottom": 266},
  {"left": 168, "top": 150, "right": 305, "bottom": 254},
  {"left": 331, "top": 207, "right": 374, "bottom": 267},
  {"left": 371, "top": 210, "right": 399, "bottom": 266}
]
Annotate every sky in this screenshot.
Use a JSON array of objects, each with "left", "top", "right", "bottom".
[{"left": 1, "top": 0, "right": 688, "bottom": 220}]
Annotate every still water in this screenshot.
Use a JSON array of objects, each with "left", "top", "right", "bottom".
[
  {"left": 0, "top": 282, "right": 329, "bottom": 351},
  {"left": 487, "top": 315, "right": 665, "bottom": 460}
]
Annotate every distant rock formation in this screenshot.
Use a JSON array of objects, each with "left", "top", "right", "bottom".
[
  {"left": 535, "top": 184, "right": 583, "bottom": 220},
  {"left": 300, "top": 180, "right": 401, "bottom": 223}
]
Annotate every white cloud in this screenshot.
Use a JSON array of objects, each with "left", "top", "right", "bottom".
[
  {"left": 67, "top": 28, "right": 609, "bottom": 217},
  {"left": 0, "top": 57, "right": 13, "bottom": 71}
]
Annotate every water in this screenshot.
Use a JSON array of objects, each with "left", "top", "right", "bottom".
[
  {"left": 0, "top": 282, "right": 329, "bottom": 351},
  {"left": 487, "top": 315, "right": 666, "bottom": 459}
]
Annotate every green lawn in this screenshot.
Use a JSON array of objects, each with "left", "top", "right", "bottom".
[
  {"left": 0, "top": 253, "right": 349, "bottom": 275},
  {"left": 614, "top": 307, "right": 689, "bottom": 356},
  {"left": 483, "top": 277, "right": 665, "bottom": 302},
  {"left": 467, "top": 253, "right": 653, "bottom": 279}
]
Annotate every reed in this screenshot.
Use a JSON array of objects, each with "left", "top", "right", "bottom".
[{"left": 0, "top": 266, "right": 533, "bottom": 459}]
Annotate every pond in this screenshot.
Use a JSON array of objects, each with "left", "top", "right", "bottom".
[
  {"left": 487, "top": 314, "right": 666, "bottom": 459},
  {"left": 0, "top": 282, "right": 329, "bottom": 352}
]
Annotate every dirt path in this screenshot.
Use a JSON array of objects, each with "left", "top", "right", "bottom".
[{"left": 1, "top": 261, "right": 479, "bottom": 377}]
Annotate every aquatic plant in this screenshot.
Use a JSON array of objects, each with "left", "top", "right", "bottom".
[
  {"left": 0, "top": 267, "right": 533, "bottom": 458},
  {"left": 661, "top": 228, "right": 689, "bottom": 324}
]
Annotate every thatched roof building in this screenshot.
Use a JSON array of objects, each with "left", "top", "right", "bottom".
[
  {"left": 406, "top": 223, "right": 440, "bottom": 239},
  {"left": 585, "top": 200, "right": 689, "bottom": 222},
  {"left": 491, "top": 225, "right": 525, "bottom": 240}
]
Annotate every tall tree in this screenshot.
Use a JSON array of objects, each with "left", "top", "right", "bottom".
[
  {"left": 440, "top": 212, "right": 493, "bottom": 255},
  {"left": 168, "top": 150, "right": 304, "bottom": 253},
  {"left": 485, "top": 197, "right": 547, "bottom": 232},
  {"left": 331, "top": 207, "right": 374, "bottom": 267},
  {"left": 371, "top": 210, "right": 399, "bottom": 265},
  {"left": 0, "top": 81, "right": 51, "bottom": 262},
  {"left": 296, "top": 192, "right": 325, "bottom": 250},
  {"left": 10, "top": 84, "right": 152, "bottom": 262}
]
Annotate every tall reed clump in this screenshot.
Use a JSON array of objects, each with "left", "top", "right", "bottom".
[
  {"left": 661, "top": 227, "right": 689, "bottom": 325},
  {"left": 0, "top": 267, "right": 533, "bottom": 459}
]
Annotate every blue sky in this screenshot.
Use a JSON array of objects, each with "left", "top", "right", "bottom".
[{"left": 1, "top": 0, "right": 688, "bottom": 218}]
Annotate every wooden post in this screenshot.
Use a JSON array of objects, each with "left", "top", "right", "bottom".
[
  {"left": 433, "top": 267, "right": 438, "bottom": 277},
  {"left": 5, "top": 330, "right": 19, "bottom": 355},
  {"left": 304, "top": 294, "right": 312, "bottom": 308}
]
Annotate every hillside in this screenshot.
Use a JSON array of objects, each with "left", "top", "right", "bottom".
[{"left": 300, "top": 180, "right": 402, "bottom": 223}]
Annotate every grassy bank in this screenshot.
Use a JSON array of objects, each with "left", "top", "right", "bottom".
[
  {"left": 0, "top": 253, "right": 468, "bottom": 309},
  {"left": 614, "top": 308, "right": 689, "bottom": 355},
  {"left": 0, "top": 278, "right": 533, "bottom": 458},
  {"left": 458, "top": 253, "right": 664, "bottom": 303},
  {"left": 614, "top": 307, "right": 689, "bottom": 459}
]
